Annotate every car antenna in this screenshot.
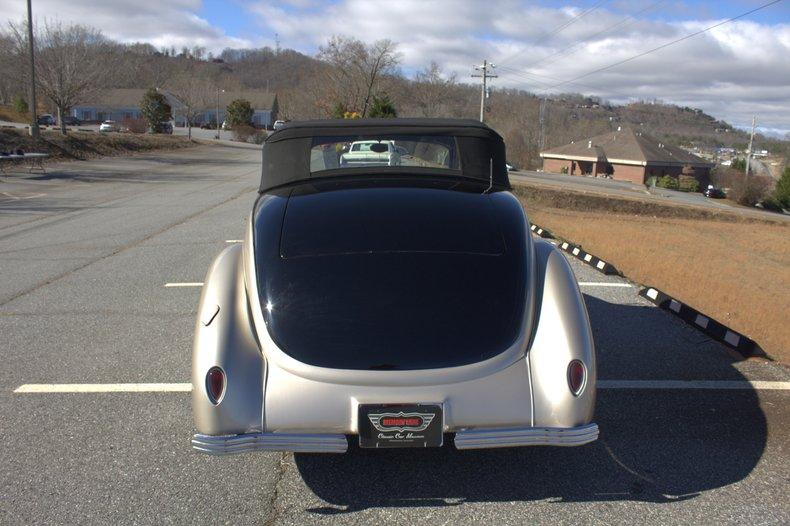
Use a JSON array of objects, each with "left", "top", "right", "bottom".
[{"left": 483, "top": 158, "right": 493, "bottom": 194}]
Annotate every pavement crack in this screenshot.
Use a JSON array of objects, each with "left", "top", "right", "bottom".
[{"left": 263, "top": 452, "right": 290, "bottom": 526}]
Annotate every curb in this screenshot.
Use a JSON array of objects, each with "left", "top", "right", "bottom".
[
  {"left": 529, "top": 223, "right": 554, "bottom": 238},
  {"left": 530, "top": 222, "right": 617, "bottom": 275},
  {"left": 557, "top": 240, "right": 619, "bottom": 275},
  {"left": 639, "top": 286, "right": 760, "bottom": 358}
]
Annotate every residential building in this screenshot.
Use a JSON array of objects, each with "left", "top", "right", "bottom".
[{"left": 540, "top": 127, "right": 714, "bottom": 185}]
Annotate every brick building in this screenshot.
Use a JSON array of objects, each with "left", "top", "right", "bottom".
[{"left": 540, "top": 128, "right": 714, "bottom": 185}]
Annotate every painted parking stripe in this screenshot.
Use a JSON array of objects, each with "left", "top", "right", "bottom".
[
  {"left": 13, "top": 380, "right": 790, "bottom": 393},
  {"left": 225, "top": 239, "right": 243, "bottom": 243},
  {"left": 598, "top": 380, "right": 790, "bottom": 390},
  {"left": 14, "top": 383, "right": 192, "bottom": 393},
  {"left": 577, "top": 282, "right": 633, "bottom": 288},
  {"left": 164, "top": 282, "right": 204, "bottom": 287}
]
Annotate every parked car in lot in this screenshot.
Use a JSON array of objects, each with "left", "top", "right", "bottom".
[
  {"left": 704, "top": 185, "right": 726, "bottom": 198},
  {"left": 191, "top": 118, "right": 598, "bottom": 455},
  {"left": 99, "top": 120, "right": 120, "bottom": 133},
  {"left": 61, "top": 116, "right": 82, "bottom": 126},
  {"left": 273, "top": 119, "right": 287, "bottom": 130},
  {"left": 151, "top": 122, "right": 173, "bottom": 134},
  {"left": 200, "top": 122, "right": 217, "bottom": 129},
  {"left": 37, "top": 114, "right": 55, "bottom": 126}
]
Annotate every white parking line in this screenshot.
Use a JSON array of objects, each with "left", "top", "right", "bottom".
[
  {"left": 12, "top": 380, "right": 790, "bottom": 393},
  {"left": 225, "top": 239, "right": 243, "bottom": 243},
  {"left": 14, "top": 383, "right": 192, "bottom": 393},
  {"left": 164, "top": 282, "right": 204, "bottom": 287},
  {"left": 578, "top": 282, "right": 633, "bottom": 288},
  {"left": 598, "top": 380, "right": 790, "bottom": 390}
]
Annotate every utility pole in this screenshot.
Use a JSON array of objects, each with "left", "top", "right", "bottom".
[
  {"left": 472, "top": 60, "right": 497, "bottom": 123},
  {"left": 538, "top": 97, "right": 548, "bottom": 151},
  {"left": 744, "top": 115, "right": 756, "bottom": 178},
  {"left": 26, "top": 0, "right": 39, "bottom": 139},
  {"left": 215, "top": 88, "right": 224, "bottom": 140}
]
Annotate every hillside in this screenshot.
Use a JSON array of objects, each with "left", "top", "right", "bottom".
[{"left": 1, "top": 36, "right": 786, "bottom": 170}]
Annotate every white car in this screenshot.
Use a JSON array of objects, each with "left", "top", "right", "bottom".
[
  {"left": 340, "top": 140, "right": 401, "bottom": 167},
  {"left": 99, "top": 120, "right": 120, "bottom": 133},
  {"left": 273, "top": 120, "right": 287, "bottom": 130}
]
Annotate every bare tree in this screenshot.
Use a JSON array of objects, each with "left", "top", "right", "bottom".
[
  {"left": 317, "top": 36, "right": 400, "bottom": 117},
  {"left": 10, "top": 21, "right": 110, "bottom": 134},
  {"left": 0, "top": 31, "right": 19, "bottom": 104},
  {"left": 166, "top": 72, "right": 213, "bottom": 139},
  {"left": 413, "top": 62, "right": 459, "bottom": 117}
]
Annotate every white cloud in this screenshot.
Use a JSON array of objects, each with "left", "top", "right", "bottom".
[
  {"left": 246, "top": 0, "right": 790, "bottom": 129},
  {"left": 1, "top": 0, "right": 788, "bottom": 128},
  {"left": 0, "top": 0, "right": 252, "bottom": 51}
]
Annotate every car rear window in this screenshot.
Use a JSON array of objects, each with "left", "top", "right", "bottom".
[{"left": 309, "top": 135, "right": 460, "bottom": 173}]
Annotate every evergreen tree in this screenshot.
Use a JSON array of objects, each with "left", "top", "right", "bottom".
[{"left": 140, "top": 88, "right": 171, "bottom": 133}]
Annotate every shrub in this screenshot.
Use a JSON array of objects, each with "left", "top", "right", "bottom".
[
  {"left": 232, "top": 124, "right": 255, "bottom": 142},
  {"left": 731, "top": 158, "right": 746, "bottom": 172},
  {"left": 728, "top": 175, "right": 774, "bottom": 206},
  {"left": 140, "top": 88, "right": 172, "bottom": 133},
  {"left": 368, "top": 94, "right": 397, "bottom": 118},
  {"left": 226, "top": 99, "right": 253, "bottom": 127},
  {"left": 252, "top": 131, "right": 267, "bottom": 145},
  {"left": 678, "top": 176, "right": 700, "bottom": 193},
  {"left": 12, "top": 95, "right": 28, "bottom": 115},
  {"left": 774, "top": 165, "right": 790, "bottom": 208},
  {"left": 560, "top": 166, "right": 568, "bottom": 174},
  {"left": 122, "top": 117, "right": 147, "bottom": 134},
  {"left": 656, "top": 175, "right": 679, "bottom": 190}
]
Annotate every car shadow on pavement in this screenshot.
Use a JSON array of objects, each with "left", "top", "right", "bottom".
[{"left": 294, "top": 296, "right": 767, "bottom": 513}]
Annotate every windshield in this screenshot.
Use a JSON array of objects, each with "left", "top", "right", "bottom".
[{"left": 309, "top": 135, "right": 460, "bottom": 172}]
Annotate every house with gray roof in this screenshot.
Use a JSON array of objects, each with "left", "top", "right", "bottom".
[{"left": 540, "top": 127, "right": 714, "bottom": 184}]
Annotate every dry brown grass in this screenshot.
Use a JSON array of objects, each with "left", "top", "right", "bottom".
[
  {"left": 0, "top": 128, "right": 197, "bottom": 161},
  {"left": 515, "top": 184, "right": 790, "bottom": 362},
  {"left": 0, "top": 104, "right": 29, "bottom": 123}
]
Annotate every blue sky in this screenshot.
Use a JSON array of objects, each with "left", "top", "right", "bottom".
[{"left": 2, "top": 0, "right": 789, "bottom": 131}]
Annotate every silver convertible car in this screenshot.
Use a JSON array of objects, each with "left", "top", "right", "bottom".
[{"left": 191, "top": 119, "right": 597, "bottom": 454}]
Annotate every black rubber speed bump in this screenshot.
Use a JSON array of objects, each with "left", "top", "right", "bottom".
[
  {"left": 639, "top": 286, "right": 760, "bottom": 358},
  {"left": 557, "top": 241, "right": 619, "bottom": 275}
]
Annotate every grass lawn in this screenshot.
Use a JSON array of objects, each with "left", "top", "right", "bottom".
[{"left": 514, "top": 183, "right": 790, "bottom": 363}]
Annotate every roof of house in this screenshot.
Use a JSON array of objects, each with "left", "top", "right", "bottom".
[
  {"left": 77, "top": 89, "right": 277, "bottom": 111},
  {"left": 214, "top": 90, "right": 277, "bottom": 111},
  {"left": 540, "top": 128, "right": 713, "bottom": 167},
  {"left": 80, "top": 89, "right": 148, "bottom": 108}
]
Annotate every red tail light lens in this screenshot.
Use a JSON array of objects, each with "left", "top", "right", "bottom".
[
  {"left": 206, "top": 367, "right": 225, "bottom": 404},
  {"left": 568, "top": 360, "right": 585, "bottom": 396}
]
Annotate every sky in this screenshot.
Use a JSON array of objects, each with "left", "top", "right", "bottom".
[{"left": 2, "top": 0, "right": 789, "bottom": 134}]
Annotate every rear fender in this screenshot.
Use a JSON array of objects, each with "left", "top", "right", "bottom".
[
  {"left": 192, "top": 244, "right": 264, "bottom": 435},
  {"left": 528, "top": 239, "right": 596, "bottom": 428}
]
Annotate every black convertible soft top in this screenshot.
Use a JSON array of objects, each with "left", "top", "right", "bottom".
[{"left": 259, "top": 118, "right": 509, "bottom": 192}]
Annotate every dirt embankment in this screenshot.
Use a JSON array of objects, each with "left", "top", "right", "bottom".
[
  {"left": 0, "top": 128, "right": 197, "bottom": 162},
  {"left": 514, "top": 183, "right": 790, "bottom": 362}
]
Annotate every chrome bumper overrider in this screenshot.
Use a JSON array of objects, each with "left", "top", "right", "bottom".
[
  {"left": 453, "top": 423, "right": 599, "bottom": 450},
  {"left": 191, "top": 432, "right": 349, "bottom": 454}
]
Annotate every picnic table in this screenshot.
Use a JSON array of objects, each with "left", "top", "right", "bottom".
[{"left": 0, "top": 153, "right": 49, "bottom": 176}]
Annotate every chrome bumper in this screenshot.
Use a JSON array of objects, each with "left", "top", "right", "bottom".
[
  {"left": 193, "top": 423, "right": 598, "bottom": 454},
  {"left": 453, "top": 423, "right": 599, "bottom": 450},
  {"left": 191, "top": 432, "right": 348, "bottom": 455}
]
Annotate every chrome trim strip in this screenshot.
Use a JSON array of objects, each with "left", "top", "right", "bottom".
[
  {"left": 454, "top": 423, "right": 598, "bottom": 449},
  {"left": 191, "top": 432, "right": 348, "bottom": 455}
]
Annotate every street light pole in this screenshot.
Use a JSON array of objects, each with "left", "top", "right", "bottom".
[
  {"left": 26, "top": 0, "right": 39, "bottom": 139},
  {"left": 216, "top": 88, "right": 220, "bottom": 140}
]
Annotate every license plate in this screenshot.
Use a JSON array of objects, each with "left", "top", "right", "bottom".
[{"left": 358, "top": 404, "right": 443, "bottom": 448}]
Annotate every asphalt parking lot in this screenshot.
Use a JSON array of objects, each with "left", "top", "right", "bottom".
[{"left": 1, "top": 145, "right": 788, "bottom": 525}]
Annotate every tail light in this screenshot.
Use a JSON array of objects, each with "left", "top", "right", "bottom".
[
  {"left": 568, "top": 360, "right": 586, "bottom": 396},
  {"left": 206, "top": 367, "right": 225, "bottom": 404}
]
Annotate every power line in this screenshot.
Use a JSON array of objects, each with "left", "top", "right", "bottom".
[
  {"left": 498, "top": 0, "right": 608, "bottom": 66},
  {"left": 521, "top": 0, "right": 666, "bottom": 71},
  {"left": 497, "top": 65, "right": 641, "bottom": 101},
  {"left": 538, "top": 0, "right": 785, "bottom": 93}
]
